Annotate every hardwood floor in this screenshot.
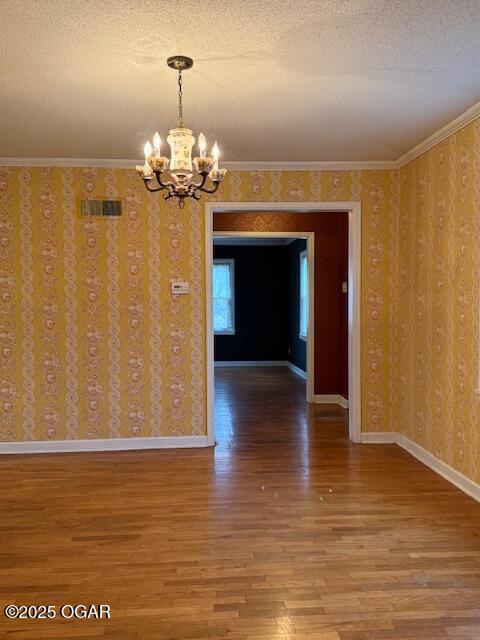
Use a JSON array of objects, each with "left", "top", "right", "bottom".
[{"left": 1, "top": 366, "right": 480, "bottom": 639}]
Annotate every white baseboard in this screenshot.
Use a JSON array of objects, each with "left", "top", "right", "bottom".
[
  {"left": 214, "top": 360, "right": 287, "bottom": 367},
  {"left": 360, "top": 431, "right": 480, "bottom": 504},
  {"left": 313, "top": 394, "right": 349, "bottom": 408},
  {"left": 360, "top": 431, "right": 397, "bottom": 444},
  {"left": 314, "top": 394, "right": 339, "bottom": 404},
  {"left": 285, "top": 361, "right": 307, "bottom": 379},
  {"left": 396, "top": 434, "right": 480, "bottom": 504},
  {"left": 0, "top": 435, "right": 211, "bottom": 455}
]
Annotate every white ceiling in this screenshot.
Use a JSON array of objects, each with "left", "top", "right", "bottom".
[{"left": 1, "top": 0, "right": 479, "bottom": 162}]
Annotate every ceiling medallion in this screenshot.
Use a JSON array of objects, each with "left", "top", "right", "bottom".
[{"left": 136, "top": 55, "right": 227, "bottom": 208}]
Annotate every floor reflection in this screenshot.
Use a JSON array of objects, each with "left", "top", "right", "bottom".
[{"left": 213, "top": 366, "right": 348, "bottom": 486}]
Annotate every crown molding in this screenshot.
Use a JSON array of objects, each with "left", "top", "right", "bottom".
[
  {"left": 0, "top": 158, "right": 396, "bottom": 170},
  {"left": 396, "top": 99, "right": 480, "bottom": 168},
  {"left": 222, "top": 160, "right": 397, "bottom": 171},
  {"left": 0, "top": 100, "right": 479, "bottom": 171},
  {"left": 0, "top": 157, "right": 138, "bottom": 168}
]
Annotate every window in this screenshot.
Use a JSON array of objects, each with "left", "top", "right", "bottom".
[
  {"left": 299, "top": 250, "right": 308, "bottom": 340},
  {"left": 213, "top": 259, "right": 235, "bottom": 334}
]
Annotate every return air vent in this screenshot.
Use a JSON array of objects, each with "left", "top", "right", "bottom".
[{"left": 80, "top": 199, "right": 122, "bottom": 217}]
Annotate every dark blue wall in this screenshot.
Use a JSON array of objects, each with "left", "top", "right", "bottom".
[
  {"left": 214, "top": 245, "right": 290, "bottom": 362},
  {"left": 287, "top": 239, "right": 307, "bottom": 372},
  {"left": 214, "top": 242, "right": 308, "bottom": 372}
]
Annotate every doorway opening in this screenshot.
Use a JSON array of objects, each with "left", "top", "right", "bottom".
[
  {"left": 212, "top": 232, "right": 314, "bottom": 401},
  {"left": 205, "top": 202, "right": 361, "bottom": 445}
]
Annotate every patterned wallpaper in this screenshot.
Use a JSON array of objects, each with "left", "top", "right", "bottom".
[
  {"left": 0, "top": 166, "right": 399, "bottom": 441},
  {"left": 397, "top": 117, "right": 480, "bottom": 484}
]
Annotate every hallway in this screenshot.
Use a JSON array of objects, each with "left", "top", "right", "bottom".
[
  {"left": 1, "top": 368, "right": 480, "bottom": 639},
  {"left": 215, "top": 365, "right": 347, "bottom": 451}
]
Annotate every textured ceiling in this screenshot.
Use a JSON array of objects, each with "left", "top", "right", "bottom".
[{"left": 1, "top": 0, "right": 479, "bottom": 162}]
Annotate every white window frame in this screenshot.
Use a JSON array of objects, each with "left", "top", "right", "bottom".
[
  {"left": 213, "top": 258, "right": 235, "bottom": 335},
  {"left": 299, "top": 249, "right": 308, "bottom": 341}
]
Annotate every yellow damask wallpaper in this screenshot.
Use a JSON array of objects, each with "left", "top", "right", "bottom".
[
  {"left": 397, "top": 117, "right": 480, "bottom": 484},
  {"left": 0, "top": 167, "right": 399, "bottom": 441}
]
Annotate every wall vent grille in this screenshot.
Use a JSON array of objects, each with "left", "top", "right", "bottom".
[{"left": 80, "top": 199, "right": 122, "bottom": 217}]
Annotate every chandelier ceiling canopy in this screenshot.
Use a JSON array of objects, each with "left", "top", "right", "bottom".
[{"left": 136, "top": 55, "right": 226, "bottom": 208}]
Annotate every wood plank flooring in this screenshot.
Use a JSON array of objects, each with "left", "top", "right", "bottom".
[{"left": 1, "top": 366, "right": 480, "bottom": 639}]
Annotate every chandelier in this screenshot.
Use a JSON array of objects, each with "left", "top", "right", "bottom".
[{"left": 135, "top": 55, "right": 227, "bottom": 208}]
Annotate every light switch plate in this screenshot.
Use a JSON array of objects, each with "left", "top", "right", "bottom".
[{"left": 342, "top": 281, "right": 348, "bottom": 293}]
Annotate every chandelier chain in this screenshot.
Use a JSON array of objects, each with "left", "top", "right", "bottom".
[{"left": 178, "top": 70, "right": 183, "bottom": 128}]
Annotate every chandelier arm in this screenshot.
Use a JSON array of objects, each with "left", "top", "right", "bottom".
[
  {"left": 196, "top": 180, "right": 221, "bottom": 195},
  {"left": 154, "top": 172, "right": 177, "bottom": 190},
  {"left": 143, "top": 180, "right": 165, "bottom": 193},
  {"left": 187, "top": 172, "right": 209, "bottom": 193}
]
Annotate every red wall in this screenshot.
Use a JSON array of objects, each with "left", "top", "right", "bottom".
[{"left": 213, "top": 211, "right": 349, "bottom": 398}]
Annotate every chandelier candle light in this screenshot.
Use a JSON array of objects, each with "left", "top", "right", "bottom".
[{"left": 136, "top": 55, "right": 227, "bottom": 208}]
